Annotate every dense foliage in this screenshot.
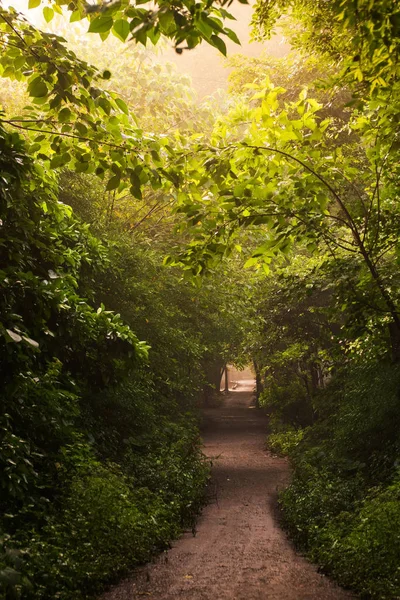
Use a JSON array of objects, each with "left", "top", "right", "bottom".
[
  {"left": 0, "top": 8, "right": 249, "bottom": 598},
  {"left": 266, "top": 361, "right": 400, "bottom": 598},
  {"left": 0, "top": 120, "right": 221, "bottom": 599},
  {"left": 2, "top": 0, "right": 400, "bottom": 598},
  {"left": 233, "top": 3, "right": 400, "bottom": 598}
]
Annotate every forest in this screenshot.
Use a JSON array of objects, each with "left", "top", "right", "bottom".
[{"left": 1, "top": 0, "right": 400, "bottom": 598}]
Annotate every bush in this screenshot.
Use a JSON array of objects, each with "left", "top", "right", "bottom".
[
  {"left": 260, "top": 373, "right": 314, "bottom": 429},
  {"left": 328, "top": 480, "right": 400, "bottom": 598},
  {"left": 268, "top": 427, "right": 307, "bottom": 455},
  {"left": 126, "top": 421, "right": 210, "bottom": 528},
  {"left": 21, "top": 465, "right": 179, "bottom": 600},
  {"left": 296, "top": 480, "right": 400, "bottom": 599},
  {"left": 268, "top": 360, "right": 400, "bottom": 598},
  {"left": 1, "top": 433, "right": 209, "bottom": 600}
]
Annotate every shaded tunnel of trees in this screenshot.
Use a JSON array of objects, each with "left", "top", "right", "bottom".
[{"left": 1, "top": 0, "right": 400, "bottom": 598}]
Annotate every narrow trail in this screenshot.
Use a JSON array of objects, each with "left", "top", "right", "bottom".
[{"left": 101, "top": 387, "right": 354, "bottom": 600}]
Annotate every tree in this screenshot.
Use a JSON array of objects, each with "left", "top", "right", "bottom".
[
  {"left": 169, "top": 62, "right": 400, "bottom": 358},
  {"left": 38, "top": 0, "right": 241, "bottom": 52},
  {"left": 252, "top": 0, "right": 400, "bottom": 94}
]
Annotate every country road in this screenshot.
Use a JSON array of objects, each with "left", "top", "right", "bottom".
[{"left": 101, "top": 387, "right": 354, "bottom": 600}]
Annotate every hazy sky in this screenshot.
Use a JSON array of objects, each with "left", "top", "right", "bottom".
[{"left": 159, "top": 3, "right": 288, "bottom": 97}]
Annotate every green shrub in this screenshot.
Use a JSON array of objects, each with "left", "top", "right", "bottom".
[
  {"left": 332, "top": 480, "right": 400, "bottom": 598},
  {"left": 332, "top": 362, "right": 400, "bottom": 473},
  {"left": 273, "top": 360, "right": 400, "bottom": 598},
  {"left": 127, "top": 423, "right": 210, "bottom": 527},
  {"left": 1, "top": 436, "right": 209, "bottom": 600},
  {"left": 268, "top": 427, "right": 307, "bottom": 455},
  {"left": 260, "top": 374, "right": 314, "bottom": 429},
  {"left": 303, "top": 480, "right": 400, "bottom": 599},
  {"left": 280, "top": 465, "right": 364, "bottom": 547},
  {"left": 21, "top": 465, "right": 178, "bottom": 599}
]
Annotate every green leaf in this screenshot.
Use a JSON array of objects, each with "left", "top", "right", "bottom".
[
  {"left": 225, "top": 27, "right": 241, "bottom": 45},
  {"left": 106, "top": 175, "right": 120, "bottom": 191},
  {"left": 28, "top": 79, "right": 48, "bottom": 98},
  {"left": 70, "top": 10, "right": 82, "bottom": 22},
  {"left": 130, "top": 172, "right": 142, "bottom": 199},
  {"left": 158, "top": 11, "right": 175, "bottom": 33},
  {"left": 210, "top": 35, "right": 227, "bottom": 56},
  {"left": 49, "top": 95, "right": 62, "bottom": 110},
  {"left": 98, "top": 97, "right": 111, "bottom": 115},
  {"left": 28, "top": 0, "right": 40, "bottom": 8},
  {"left": 75, "top": 161, "right": 89, "bottom": 173},
  {"left": 58, "top": 107, "right": 71, "bottom": 123},
  {"left": 151, "top": 149, "right": 161, "bottom": 163},
  {"left": 14, "top": 56, "right": 26, "bottom": 70},
  {"left": 75, "top": 122, "right": 88, "bottom": 136},
  {"left": 147, "top": 28, "right": 161, "bottom": 45},
  {"left": 50, "top": 153, "right": 71, "bottom": 168},
  {"left": 88, "top": 16, "right": 114, "bottom": 33},
  {"left": 219, "top": 8, "right": 236, "bottom": 20},
  {"left": 115, "top": 97, "right": 129, "bottom": 115},
  {"left": 244, "top": 257, "right": 259, "bottom": 268},
  {"left": 43, "top": 6, "right": 54, "bottom": 22},
  {"left": 102, "top": 70, "right": 112, "bottom": 80},
  {"left": 196, "top": 15, "right": 213, "bottom": 39},
  {"left": 113, "top": 19, "right": 130, "bottom": 42}
]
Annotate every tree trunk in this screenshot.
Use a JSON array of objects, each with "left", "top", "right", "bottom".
[
  {"left": 224, "top": 364, "right": 229, "bottom": 393},
  {"left": 253, "top": 360, "right": 263, "bottom": 408},
  {"left": 203, "top": 362, "right": 224, "bottom": 404}
]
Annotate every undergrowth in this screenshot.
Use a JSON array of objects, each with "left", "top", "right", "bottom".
[
  {"left": 266, "top": 362, "right": 400, "bottom": 599},
  {"left": 0, "top": 127, "right": 215, "bottom": 600},
  {"left": 0, "top": 387, "right": 210, "bottom": 600}
]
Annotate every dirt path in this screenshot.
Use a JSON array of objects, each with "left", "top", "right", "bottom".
[{"left": 101, "top": 389, "right": 354, "bottom": 600}]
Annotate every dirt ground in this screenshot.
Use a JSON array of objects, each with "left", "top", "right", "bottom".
[{"left": 100, "top": 387, "right": 354, "bottom": 600}]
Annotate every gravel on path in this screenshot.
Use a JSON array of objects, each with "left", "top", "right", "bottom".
[{"left": 100, "top": 388, "right": 354, "bottom": 600}]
